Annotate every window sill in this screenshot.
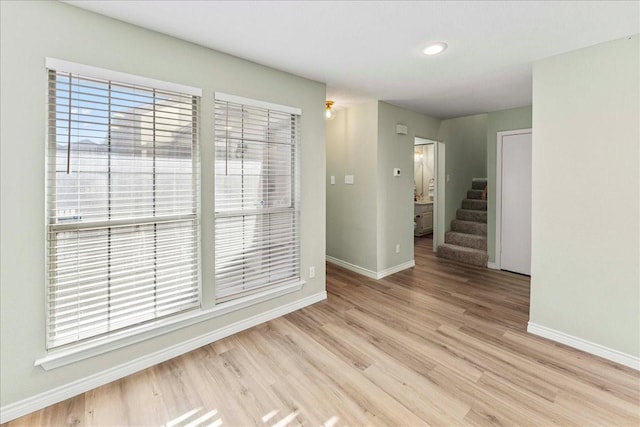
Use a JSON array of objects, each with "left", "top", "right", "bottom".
[{"left": 35, "top": 280, "right": 305, "bottom": 370}]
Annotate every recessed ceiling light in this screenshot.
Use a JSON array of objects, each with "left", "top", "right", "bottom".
[{"left": 423, "top": 42, "right": 448, "bottom": 56}]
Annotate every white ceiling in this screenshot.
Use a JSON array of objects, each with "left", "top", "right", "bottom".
[{"left": 66, "top": 0, "right": 639, "bottom": 119}]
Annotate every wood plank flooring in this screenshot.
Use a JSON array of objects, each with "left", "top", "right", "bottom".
[{"left": 5, "top": 236, "right": 639, "bottom": 426}]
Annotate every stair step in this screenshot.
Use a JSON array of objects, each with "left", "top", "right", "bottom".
[
  {"left": 456, "top": 208, "right": 487, "bottom": 223},
  {"left": 467, "top": 189, "right": 484, "bottom": 200},
  {"left": 471, "top": 178, "right": 488, "bottom": 190},
  {"left": 437, "top": 243, "right": 488, "bottom": 267},
  {"left": 445, "top": 231, "right": 487, "bottom": 250},
  {"left": 461, "top": 199, "right": 487, "bottom": 211},
  {"left": 451, "top": 219, "right": 487, "bottom": 236}
]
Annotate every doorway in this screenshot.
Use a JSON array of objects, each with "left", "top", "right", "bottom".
[
  {"left": 495, "top": 129, "right": 532, "bottom": 275},
  {"left": 414, "top": 137, "right": 445, "bottom": 252}
]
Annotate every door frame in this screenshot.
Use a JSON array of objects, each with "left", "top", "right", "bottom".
[
  {"left": 414, "top": 137, "right": 445, "bottom": 252},
  {"left": 495, "top": 128, "right": 532, "bottom": 269},
  {"left": 434, "top": 141, "right": 445, "bottom": 251}
]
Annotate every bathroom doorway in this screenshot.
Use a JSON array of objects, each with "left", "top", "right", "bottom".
[{"left": 414, "top": 137, "right": 445, "bottom": 252}]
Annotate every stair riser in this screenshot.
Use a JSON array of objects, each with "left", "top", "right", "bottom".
[
  {"left": 437, "top": 245, "right": 488, "bottom": 267},
  {"left": 456, "top": 209, "right": 487, "bottom": 223},
  {"left": 461, "top": 199, "right": 487, "bottom": 210},
  {"left": 467, "top": 189, "right": 484, "bottom": 200},
  {"left": 472, "top": 179, "right": 487, "bottom": 190},
  {"left": 445, "top": 232, "right": 487, "bottom": 250},
  {"left": 451, "top": 220, "right": 487, "bottom": 236}
]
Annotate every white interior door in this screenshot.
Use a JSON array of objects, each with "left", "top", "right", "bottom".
[{"left": 500, "top": 132, "right": 532, "bottom": 275}]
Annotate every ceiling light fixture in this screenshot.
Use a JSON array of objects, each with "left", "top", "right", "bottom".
[
  {"left": 325, "top": 100, "right": 335, "bottom": 120},
  {"left": 423, "top": 42, "right": 448, "bottom": 56}
]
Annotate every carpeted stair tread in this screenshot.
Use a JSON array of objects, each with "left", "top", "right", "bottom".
[
  {"left": 436, "top": 177, "right": 489, "bottom": 267},
  {"left": 445, "top": 231, "right": 487, "bottom": 250},
  {"left": 461, "top": 199, "right": 487, "bottom": 210},
  {"left": 467, "top": 189, "right": 484, "bottom": 200},
  {"left": 456, "top": 208, "right": 487, "bottom": 223},
  {"left": 471, "top": 178, "right": 488, "bottom": 190},
  {"left": 437, "top": 243, "right": 488, "bottom": 267},
  {"left": 451, "top": 219, "right": 487, "bottom": 236}
]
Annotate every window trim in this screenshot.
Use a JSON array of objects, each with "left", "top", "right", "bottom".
[
  {"left": 213, "top": 93, "right": 302, "bottom": 302},
  {"left": 34, "top": 280, "right": 304, "bottom": 370},
  {"left": 37, "top": 61, "right": 309, "bottom": 370},
  {"left": 214, "top": 91, "right": 302, "bottom": 116},
  {"left": 45, "top": 57, "right": 202, "bottom": 97}
]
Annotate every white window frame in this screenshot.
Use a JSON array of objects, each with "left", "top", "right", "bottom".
[
  {"left": 214, "top": 92, "right": 302, "bottom": 302},
  {"left": 36, "top": 61, "right": 305, "bottom": 371},
  {"left": 43, "top": 58, "right": 202, "bottom": 351}
]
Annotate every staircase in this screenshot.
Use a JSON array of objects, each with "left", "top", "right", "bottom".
[{"left": 437, "top": 178, "right": 488, "bottom": 267}]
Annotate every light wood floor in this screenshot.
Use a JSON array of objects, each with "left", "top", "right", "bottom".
[{"left": 5, "top": 236, "right": 640, "bottom": 426}]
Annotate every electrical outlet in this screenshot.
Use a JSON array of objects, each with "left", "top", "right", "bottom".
[
  {"left": 309, "top": 266, "right": 315, "bottom": 278},
  {"left": 395, "top": 244, "right": 400, "bottom": 253}
]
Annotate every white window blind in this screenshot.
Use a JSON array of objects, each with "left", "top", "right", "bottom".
[
  {"left": 214, "top": 94, "right": 300, "bottom": 301},
  {"left": 46, "top": 66, "right": 200, "bottom": 349}
]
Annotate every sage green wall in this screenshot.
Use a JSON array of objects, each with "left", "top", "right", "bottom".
[
  {"left": 530, "top": 35, "right": 639, "bottom": 356},
  {"left": 326, "top": 102, "right": 379, "bottom": 271},
  {"left": 326, "top": 102, "right": 440, "bottom": 274},
  {"left": 486, "top": 106, "right": 533, "bottom": 262},
  {"left": 436, "top": 114, "right": 488, "bottom": 230},
  {"left": 376, "top": 102, "right": 440, "bottom": 271},
  {"left": 0, "top": 0, "right": 326, "bottom": 407}
]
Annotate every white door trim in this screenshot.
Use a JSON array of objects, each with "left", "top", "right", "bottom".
[
  {"left": 414, "top": 137, "right": 444, "bottom": 252},
  {"left": 434, "top": 141, "right": 446, "bottom": 251},
  {"left": 495, "top": 128, "right": 532, "bottom": 269}
]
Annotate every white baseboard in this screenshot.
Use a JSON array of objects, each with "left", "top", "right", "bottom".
[
  {"left": 527, "top": 322, "right": 640, "bottom": 371},
  {"left": 377, "top": 260, "right": 415, "bottom": 279},
  {"left": 326, "top": 256, "right": 415, "bottom": 280},
  {"left": 0, "top": 291, "right": 327, "bottom": 424},
  {"left": 487, "top": 262, "right": 500, "bottom": 270},
  {"left": 326, "top": 256, "right": 378, "bottom": 279}
]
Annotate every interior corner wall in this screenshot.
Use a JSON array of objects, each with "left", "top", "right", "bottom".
[
  {"left": 530, "top": 35, "right": 639, "bottom": 358},
  {"left": 326, "top": 102, "right": 379, "bottom": 272},
  {"left": 326, "top": 101, "right": 440, "bottom": 275},
  {"left": 0, "top": 0, "right": 326, "bottom": 410},
  {"left": 376, "top": 102, "right": 440, "bottom": 271},
  {"left": 436, "top": 114, "right": 488, "bottom": 231},
  {"left": 486, "top": 106, "right": 532, "bottom": 262}
]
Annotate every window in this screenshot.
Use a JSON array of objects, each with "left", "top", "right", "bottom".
[
  {"left": 46, "top": 59, "right": 201, "bottom": 349},
  {"left": 214, "top": 93, "right": 301, "bottom": 301}
]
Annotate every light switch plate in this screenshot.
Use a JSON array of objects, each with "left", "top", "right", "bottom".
[
  {"left": 344, "top": 175, "right": 354, "bottom": 185},
  {"left": 330, "top": 176, "right": 335, "bottom": 185}
]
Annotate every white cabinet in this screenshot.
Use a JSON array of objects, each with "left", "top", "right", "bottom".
[{"left": 414, "top": 202, "right": 433, "bottom": 236}]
